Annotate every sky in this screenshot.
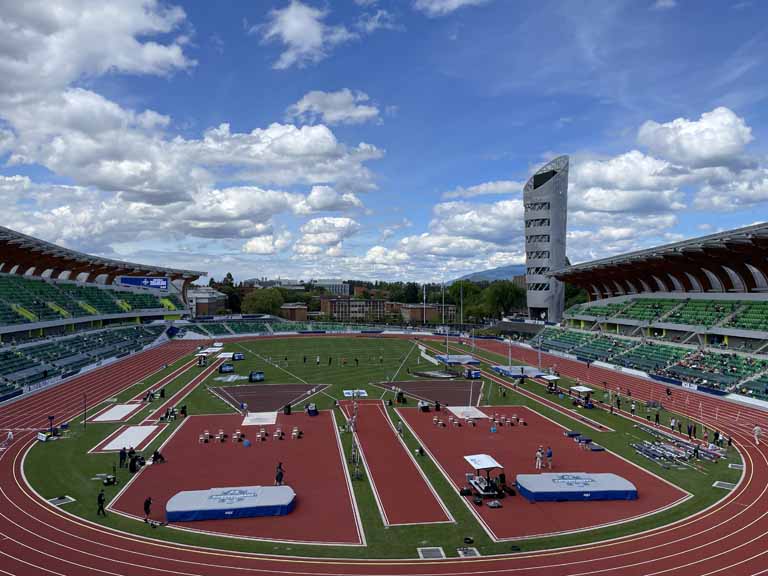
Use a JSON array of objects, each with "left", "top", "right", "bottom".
[{"left": 1, "top": 0, "right": 767, "bottom": 283}]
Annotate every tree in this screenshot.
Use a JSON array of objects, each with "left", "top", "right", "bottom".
[
  {"left": 241, "top": 288, "right": 284, "bottom": 315},
  {"left": 403, "top": 282, "right": 420, "bottom": 303},
  {"left": 564, "top": 282, "right": 589, "bottom": 310},
  {"left": 484, "top": 281, "right": 526, "bottom": 318}
]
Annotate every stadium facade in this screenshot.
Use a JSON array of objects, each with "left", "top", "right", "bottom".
[{"left": 524, "top": 155, "right": 569, "bottom": 322}]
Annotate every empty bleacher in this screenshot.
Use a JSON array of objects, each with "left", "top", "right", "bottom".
[
  {"left": 193, "top": 323, "right": 231, "bottom": 336},
  {"left": 727, "top": 301, "right": 768, "bottom": 332},
  {"left": 533, "top": 328, "right": 594, "bottom": 353},
  {"left": 226, "top": 321, "right": 270, "bottom": 334},
  {"left": 665, "top": 300, "right": 737, "bottom": 327},
  {"left": 270, "top": 322, "right": 312, "bottom": 332},
  {"left": 571, "top": 335, "right": 635, "bottom": 362},
  {"left": 575, "top": 302, "right": 627, "bottom": 318},
  {"left": 0, "top": 275, "right": 65, "bottom": 322},
  {"left": 741, "top": 374, "right": 768, "bottom": 399},
  {"left": 57, "top": 283, "right": 124, "bottom": 314},
  {"left": 616, "top": 299, "right": 678, "bottom": 322},
  {"left": 0, "top": 325, "right": 165, "bottom": 396},
  {"left": 116, "top": 291, "right": 164, "bottom": 310},
  {"left": 612, "top": 342, "right": 689, "bottom": 373}
]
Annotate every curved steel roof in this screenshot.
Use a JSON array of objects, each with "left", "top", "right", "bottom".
[
  {"left": 0, "top": 225, "right": 205, "bottom": 281},
  {"left": 552, "top": 222, "right": 768, "bottom": 296}
]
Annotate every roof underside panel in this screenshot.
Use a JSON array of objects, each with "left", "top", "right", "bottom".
[
  {"left": 0, "top": 226, "right": 205, "bottom": 281},
  {"left": 552, "top": 222, "right": 768, "bottom": 296}
]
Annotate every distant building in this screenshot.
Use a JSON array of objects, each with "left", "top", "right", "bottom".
[
  {"left": 242, "top": 278, "right": 305, "bottom": 291},
  {"left": 511, "top": 274, "right": 527, "bottom": 291},
  {"left": 187, "top": 286, "right": 227, "bottom": 317},
  {"left": 279, "top": 303, "right": 308, "bottom": 322},
  {"left": 353, "top": 286, "right": 389, "bottom": 299},
  {"left": 319, "top": 297, "right": 385, "bottom": 322},
  {"left": 312, "top": 279, "right": 350, "bottom": 296},
  {"left": 399, "top": 303, "right": 456, "bottom": 324},
  {"left": 524, "top": 155, "right": 568, "bottom": 322}
]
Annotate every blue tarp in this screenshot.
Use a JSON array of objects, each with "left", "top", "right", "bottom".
[
  {"left": 516, "top": 473, "right": 637, "bottom": 502},
  {"left": 435, "top": 354, "right": 479, "bottom": 366},
  {"left": 166, "top": 486, "right": 295, "bottom": 522}
]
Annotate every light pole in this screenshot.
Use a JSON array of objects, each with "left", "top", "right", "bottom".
[{"left": 83, "top": 393, "right": 87, "bottom": 430}]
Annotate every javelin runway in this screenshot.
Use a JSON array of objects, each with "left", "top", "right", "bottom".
[{"left": 1, "top": 335, "right": 768, "bottom": 575}]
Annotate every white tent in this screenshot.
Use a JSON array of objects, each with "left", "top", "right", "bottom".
[
  {"left": 464, "top": 454, "right": 502, "bottom": 471},
  {"left": 570, "top": 385, "right": 593, "bottom": 394}
]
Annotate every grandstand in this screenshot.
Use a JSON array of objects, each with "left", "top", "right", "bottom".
[
  {"left": 0, "top": 226, "right": 203, "bottom": 401},
  {"left": 0, "top": 226, "right": 200, "bottom": 342},
  {"left": 550, "top": 223, "right": 768, "bottom": 400}
]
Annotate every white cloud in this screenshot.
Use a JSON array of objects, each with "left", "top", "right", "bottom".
[
  {"left": 0, "top": 0, "right": 193, "bottom": 100},
  {"left": 294, "top": 216, "right": 361, "bottom": 256},
  {"left": 430, "top": 199, "right": 525, "bottom": 243},
  {"left": 357, "top": 10, "right": 400, "bottom": 34},
  {"left": 0, "top": 128, "right": 15, "bottom": 155},
  {"left": 570, "top": 151, "right": 688, "bottom": 213},
  {"left": 651, "top": 0, "right": 677, "bottom": 9},
  {"left": 637, "top": 107, "right": 753, "bottom": 167},
  {"left": 693, "top": 168, "right": 768, "bottom": 210},
  {"left": 442, "top": 179, "right": 522, "bottom": 199},
  {"left": 242, "top": 231, "right": 293, "bottom": 255},
  {"left": 413, "top": 0, "right": 491, "bottom": 17},
  {"left": 260, "top": 1, "right": 357, "bottom": 70},
  {"left": 287, "top": 89, "right": 380, "bottom": 126},
  {"left": 294, "top": 185, "right": 364, "bottom": 214}
]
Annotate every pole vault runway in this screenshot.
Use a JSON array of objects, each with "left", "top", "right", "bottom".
[{"left": 1, "top": 335, "right": 768, "bottom": 575}]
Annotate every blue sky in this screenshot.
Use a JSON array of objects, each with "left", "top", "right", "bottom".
[{"left": 1, "top": 0, "right": 767, "bottom": 282}]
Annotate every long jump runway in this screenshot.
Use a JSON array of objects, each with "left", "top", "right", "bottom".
[
  {"left": 339, "top": 400, "right": 452, "bottom": 526},
  {"left": 381, "top": 379, "right": 483, "bottom": 406},
  {"left": 109, "top": 412, "right": 364, "bottom": 545},
  {"left": 216, "top": 383, "right": 327, "bottom": 412},
  {"left": 399, "top": 405, "right": 689, "bottom": 541}
]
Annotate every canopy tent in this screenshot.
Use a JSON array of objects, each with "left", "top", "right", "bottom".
[
  {"left": 464, "top": 454, "right": 502, "bottom": 472},
  {"left": 435, "top": 354, "right": 479, "bottom": 366},
  {"left": 541, "top": 375, "right": 560, "bottom": 382},
  {"left": 570, "top": 385, "right": 594, "bottom": 394}
]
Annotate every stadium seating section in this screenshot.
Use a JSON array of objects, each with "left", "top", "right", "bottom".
[
  {"left": 533, "top": 328, "right": 593, "bottom": 353},
  {"left": 0, "top": 325, "right": 164, "bottom": 392},
  {"left": 577, "top": 302, "right": 628, "bottom": 318},
  {"left": 664, "top": 351, "right": 768, "bottom": 388},
  {"left": 226, "top": 322, "right": 270, "bottom": 334},
  {"left": 616, "top": 299, "right": 678, "bottom": 322},
  {"left": 0, "top": 274, "right": 186, "bottom": 326},
  {"left": 665, "top": 300, "right": 738, "bottom": 327},
  {"left": 741, "top": 374, "right": 768, "bottom": 399},
  {"left": 571, "top": 335, "right": 634, "bottom": 362},
  {"left": 612, "top": 343, "right": 689, "bottom": 372},
  {"left": 566, "top": 297, "right": 768, "bottom": 334},
  {"left": 193, "top": 323, "right": 232, "bottom": 336},
  {"left": 727, "top": 301, "right": 768, "bottom": 332}
]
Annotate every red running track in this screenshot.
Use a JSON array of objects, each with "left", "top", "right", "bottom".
[
  {"left": 1, "top": 334, "right": 768, "bottom": 575},
  {"left": 399, "top": 405, "right": 687, "bottom": 540},
  {"left": 339, "top": 400, "right": 452, "bottom": 526}
]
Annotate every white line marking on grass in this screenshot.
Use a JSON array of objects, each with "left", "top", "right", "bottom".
[
  {"left": 235, "top": 343, "right": 308, "bottom": 384},
  {"left": 390, "top": 342, "right": 417, "bottom": 382}
]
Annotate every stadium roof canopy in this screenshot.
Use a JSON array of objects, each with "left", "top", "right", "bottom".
[
  {"left": 0, "top": 226, "right": 205, "bottom": 283},
  {"left": 552, "top": 222, "right": 768, "bottom": 298}
]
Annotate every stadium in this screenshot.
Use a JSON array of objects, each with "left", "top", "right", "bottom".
[{"left": 1, "top": 216, "right": 767, "bottom": 576}]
